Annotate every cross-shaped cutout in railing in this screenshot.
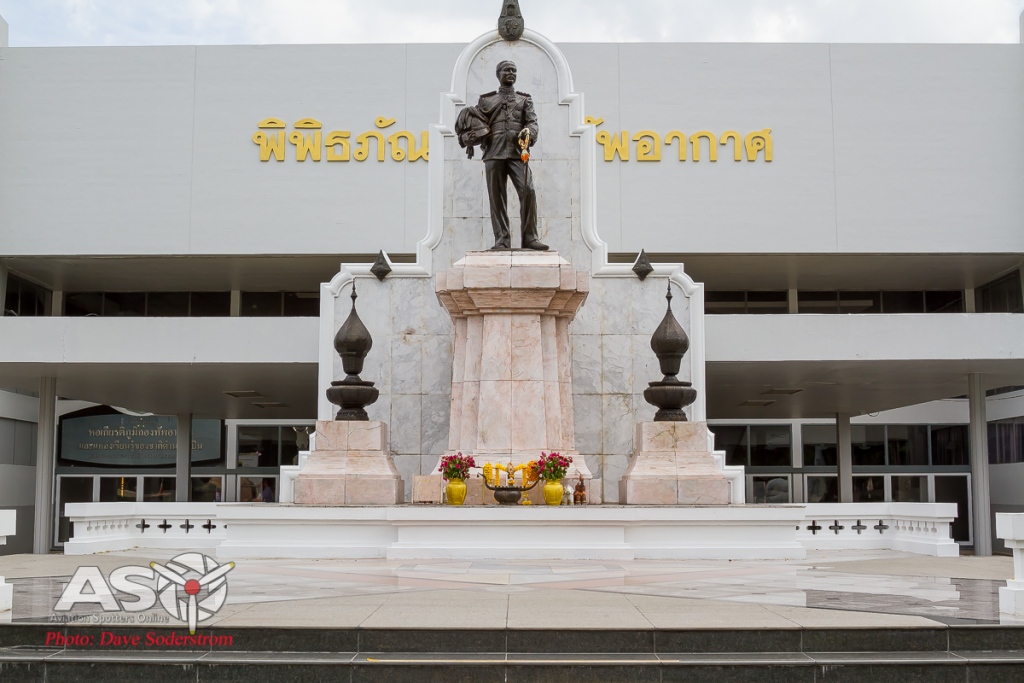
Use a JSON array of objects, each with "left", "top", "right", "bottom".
[
  {"left": 806, "top": 521, "right": 822, "bottom": 535},
  {"left": 852, "top": 520, "right": 867, "bottom": 534},
  {"left": 157, "top": 520, "right": 172, "bottom": 533},
  {"left": 202, "top": 520, "right": 217, "bottom": 533},
  {"left": 180, "top": 520, "right": 195, "bottom": 534},
  {"left": 135, "top": 520, "right": 151, "bottom": 534},
  {"left": 829, "top": 521, "right": 844, "bottom": 534},
  {"left": 874, "top": 520, "right": 889, "bottom": 534}
]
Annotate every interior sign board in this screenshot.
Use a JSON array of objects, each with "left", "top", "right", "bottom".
[{"left": 60, "top": 415, "right": 221, "bottom": 466}]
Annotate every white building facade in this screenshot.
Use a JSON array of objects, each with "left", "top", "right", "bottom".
[{"left": 1, "top": 13, "right": 1023, "bottom": 555}]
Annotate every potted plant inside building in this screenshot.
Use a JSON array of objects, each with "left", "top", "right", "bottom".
[
  {"left": 439, "top": 452, "right": 476, "bottom": 506},
  {"left": 536, "top": 452, "right": 573, "bottom": 506}
]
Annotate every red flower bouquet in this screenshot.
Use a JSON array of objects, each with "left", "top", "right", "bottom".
[
  {"left": 536, "top": 451, "right": 572, "bottom": 481},
  {"left": 439, "top": 452, "right": 476, "bottom": 481}
]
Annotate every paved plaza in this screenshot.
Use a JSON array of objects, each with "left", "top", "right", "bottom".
[{"left": 1, "top": 549, "right": 1017, "bottom": 630}]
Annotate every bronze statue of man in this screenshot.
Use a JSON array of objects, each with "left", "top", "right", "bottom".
[{"left": 457, "top": 60, "right": 547, "bottom": 250}]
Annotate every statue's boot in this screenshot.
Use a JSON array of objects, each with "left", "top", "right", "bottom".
[{"left": 523, "top": 240, "right": 548, "bottom": 251}]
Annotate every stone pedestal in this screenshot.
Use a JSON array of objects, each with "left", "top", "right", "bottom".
[
  {"left": 293, "top": 421, "right": 403, "bottom": 505},
  {"left": 620, "top": 422, "right": 731, "bottom": 505},
  {"left": 998, "top": 513, "right": 1024, "bottom": 615},
  {"left": 434, "top": 250, "right": 592, "bottom": 478}
]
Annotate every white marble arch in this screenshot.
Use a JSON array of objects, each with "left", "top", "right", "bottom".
[{"left": 318, "top": 30, "right": 708, "bottom": 503}]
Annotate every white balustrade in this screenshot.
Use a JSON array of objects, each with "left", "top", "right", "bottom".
[
  {"left": 797, "top": 503, "right": 959, "bottom": 557},
  {"left": 64, "top": 502, "right": 224, "bottom": 555},
  {"left": 0, "top": 509, "right": 14, "bottom": 614},
  {"left": 997, "top": 513, "right": 1024, "bottom": 615}
]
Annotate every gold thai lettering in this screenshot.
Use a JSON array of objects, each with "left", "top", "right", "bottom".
[
  {"left": 596, "top": 129, "right": 629, "bottom": 161},
  {"left": 689, "top": 131, "right": 717, "bottom": 162},
  {"left": 664, "top": 131, "right": 687, "bottom": 161},
  {"left": 325, "top": 131, "right": 351, "bottom": 161},
  {"left": 288, "top": 118, "right": 323, "bottom": 162},
  {"left": 388, "top": 130, "right": 429, "bottom": 162},
  {"left": 588, "top": 117, "right": 773, "bottom": 163},
  {"left": 253, "top": 116, "right": 429, "bottom": 163},
  {"left": 720, "top": 131, "right": 742, "bottom": 161},
  {"left": 632, "top": 130, "right": 661, "bottom": 161},
  {"left": 744, "top": 129, "right": 773, "bottom": 162}
]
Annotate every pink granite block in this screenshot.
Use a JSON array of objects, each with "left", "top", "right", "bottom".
[
  {"left": 511, "top": 265, "right": 560, "bottom": 288},
  {"left": 347, "top": 422, "right": 386, "bottom": 452},
  {"left": 448, "top": 384, "right": 463, "bottom": 451},
  {"left": 559, "top": 265, "right": 576, "bottom": 290},
  {"left": 464, "top": 317, "right": 484, "bottom": 381},
  {"left": 413, "top": 475, "right": 443, "bottom": 504},
  {"left": 464, "top": 265, "right": 511, "bottom": 289},
  {"left": 510, "top": 314, "right": 544, "bottom": 381},
  {"left": 480, "top": 316, "right": 512, "bottom": 381},
  {"left": 575, "top": 271, "right": 590, "bottom": 293},
  {"left": 435, "top": 271, "right": 448, "bottom": 292},
  {"left": 677, "top": 477, "right": 730, "bottom": 505},
  {"left": 674, "top": 422, "right": 710, "bottom": 451},
  {"left": 540, "top": 317, "right": 559, "bottom": 381},
  {"left": 465, "top": 251, "right": 513, "bottom": 266},
  {"left": 314, "top": 421, "right": 349, "bottom": 452},
  {"left": 543, "top": 381, "right": 563, "bottom": 447},
  {"left": 294, "top": 477, "right": 347, "bottom": 506},
  {"left": 675, "top": 452, "right": 722, "bottom": 476},
  {"left": 637, "top": 422, "right": 677, "bottom": 452},
  {"left": 346, "top": 476, "right": 403, "bottom": 505},
  {"left": 477, "top": 380, "right": 513, "bottom": 450},
  {"left": 621, "top": 477, "right": 678, "bottom": 505},
  {"left": 458, "top": 381, "right": 480, "bottom": 451},
  {"left": 510, "top": 380, "right": 547, "bottom": 451},
  {"left": 448, "top": 266, "right": 465, "bottom": 290},
  {"left": 558, "top": 382, "right": 575, "bottom": 448}
]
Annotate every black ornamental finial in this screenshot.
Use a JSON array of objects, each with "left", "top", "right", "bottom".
[
  {"left": 497, "top": 0, "right": 525, "bottom": 41},
  {"left": 326, "top": 280, "right": 379, "bottom": 420},
  {"left": 643, "top": 281, "right": 697, "bottom": 421},
  {"left": 632, "top": 250, "right": 654, "bottom": 281}
]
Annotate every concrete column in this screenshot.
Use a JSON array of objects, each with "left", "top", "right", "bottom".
[
  {"left": 969, "top": 372, "right": 992, "bottom": 555},
  {"left": 50, "top": 291, "right": 63, "bottom": 316},
  {"left": 230, "top": 291, "right": 241, "bottom": 317},
  {"left": 32, "top": 378, "right": 57, "bottom": 553},
  {"left": 965, "top": 288, "right": 976, "bottom": 313},
  {"left": 787, "top": 289, "right": 798, "bottom": 314},
  {"left": 836, "top": 414, "right": 853, "bottom": 502},
  {"left": 176, "top": 414, "right": 192, "bottom": 502}
]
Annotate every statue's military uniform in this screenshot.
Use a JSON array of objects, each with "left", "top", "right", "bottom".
[{"left": 476, "top": 86, "right": 541, "bottom": 249}]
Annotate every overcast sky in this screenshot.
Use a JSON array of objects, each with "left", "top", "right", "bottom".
[{"left": 2, "top": 0, "right": 1024, "bottom": 47}]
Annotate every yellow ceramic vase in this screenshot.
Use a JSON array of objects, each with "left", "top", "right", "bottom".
[
  {"left": 445, "top": 478, "right": 467, "bottom": 506},
  {"left": 542, "top": 480, "right": 563, "bottom": 506}
]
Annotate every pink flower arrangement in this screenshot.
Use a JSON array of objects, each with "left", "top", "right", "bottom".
[
  {"left": 536, "top": 451, "right": 572, "bottom": 481},
  {"left": 439, "top": 452, "right": 476, "bottom": 481}
]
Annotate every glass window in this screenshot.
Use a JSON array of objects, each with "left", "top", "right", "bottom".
[
  {"left": 13, "top": 419, "right": 36, "bottom": 466},
  {"left": 708, "top": 426, "right": 747, "bottom": 467},
  {"left": 752, "top": 475, "right": 790, "bottom": 504},
  {"left": 4, "top": 275, "right": 49, "bottom": 316},
  {"left": 839, "top": 291, "right": 880, "bottom": 314},
  {"left": 749, "top": 425, "right": 791, "bottom": 467},
  {"left": 705, "top": 292, "right": 745, "bottom": 315},
  {"left": 989, "top": 418, "right": 1024, "bottom": 465},
  {"left": 146, "top": 292, "right": 189, "bottom": 316},
  {"left": 798, "top": 291, "right": 838, "bottom": 314},
  {"left": 852, "top": 475, "right": 884, "bottom": 502},
  {"left": 189, "top": 292, "right": 231, "bottom": 317},
  {"left": 239, "top": 477, "right": 275, "bottom": 503},
  {"left": 191, "top": 476, "right": 223, "bottom": 502},
  {"left": 65, "top": 292, "right": 104, "bottom": 316},
  {"left": 925, "top": 291, "right": 964, "bottom": 313},
  {"left": 932, "top": 425, "right": 969, "bottom": 466},
  {"left": 887, "top": 425, "right": 929, "bottom": 466},
  {"left": 237, "top": 426, "right": 281, "bottom": 467},
  {"left": 0, "top": 419, "right": 15, "bottom": 465},
  {"left": 851, "top": 425, "right": 886, "bottom": 467},
  {"left": 283, "top": 292, "right": 319, "bottom": 316},
  {"left": 57, "top": 477, "right": 94, "bottom": 544},
  {"left": 892, "top": 476, "right": 927, "bottom": 502},
  {"left": 978, "top": 271, "right": 1023, "bottom": 313},
  {"left": 103, "top": 293, "right": 146, "bottom": 317},
  {"left": 934, "top": 476, "right": 970, "bottom": 543},
  {"left": 240, "top": 292, "right": 282, "bottom": 316},
  {"left": 745, "top": 292, "right": 788, "bottom": 314},
  {"left": 806, "top": 476, "right": 838, "bottom": 503},
  {"left": 100, "top": 477, "right": 138, "bottom": 502},
  {"left": 802, "top": 425, "right": 836, "bottom": 467},
  {"left": 142, "top": 477, "right": 176, "bottom": 503},
  {"left": 881, "top": 291, "right": 925, "bottom": 313}
]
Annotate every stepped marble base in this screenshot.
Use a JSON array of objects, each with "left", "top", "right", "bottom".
[
  {"left": 620, "top": 422, "right": 733, "bottom": 505},
  {"left": 293, "top": 421, "right": 403, "bottom": 506}
]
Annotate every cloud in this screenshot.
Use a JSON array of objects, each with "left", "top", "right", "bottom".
[{"left": 2, "top": 0, "right": 1023, "bottom": 46}]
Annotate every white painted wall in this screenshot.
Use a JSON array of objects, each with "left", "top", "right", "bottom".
[
  {"left": 0, "top": 42, "right": 1021, "bottom": 257},
  {"left": 0, "top": 317, "right": 317, "bottom": 364}
]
